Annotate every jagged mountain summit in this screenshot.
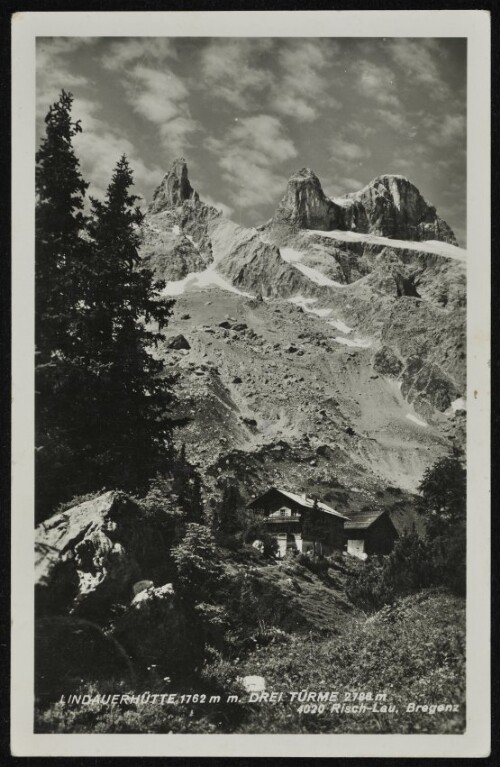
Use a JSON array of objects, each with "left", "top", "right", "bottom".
[
  {"left": 270, "top": 168, "right": 457, "bottom": 244},
  {"left": 140, "top": 159, "right": 221, "bottom": 281},
  {"left": 138, "top": 158, "right": 466, "bottom": 499},
  {"left": 148, "top": 157, "right": 202, "bottom": 213}
]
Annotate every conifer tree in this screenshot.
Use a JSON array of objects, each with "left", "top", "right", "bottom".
[
  {"left": 82, "top": 155, "right": 176, "bottom": 490},
  {"left": 35, "top": 93, "right": 177, "bottom": 519},
  {"left": 35, "top": 91, "right": 91, "bottom": 518},
  {"left": 35, "top": 90, "right": 88, "bottom": 357},
  {"left": 212, "top": 482, "right": 242, "bottom": 540}
]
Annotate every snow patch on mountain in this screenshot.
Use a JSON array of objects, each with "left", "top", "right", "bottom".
[
  {"left": 406, "top": 413, "right": 428, "bottom": 427},
  {"left": 162, "top": 268, "right": 253, "bottom": 298},
  {"left": 307, "top": 230, "right": 466, "bottom": 262},
  {"left": 333, "top": 336, "right": 372, "bottom": 349},
  {"left": 328, "top": 319, "right": 353, "bottom": 334},
  {"left": 280, "top": 248, "right": 344, "bottom": 287},
  {"left": 288, "top": 295, "right": 332, "bottom": 317}
]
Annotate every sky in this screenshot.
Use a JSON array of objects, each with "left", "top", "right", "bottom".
[{"left": 36, "top": 37, "right": 467, "bottom": 245}]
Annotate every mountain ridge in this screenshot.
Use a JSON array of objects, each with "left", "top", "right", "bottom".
[{"left": 138, "top": 158, "right": 466, "bottom": 502}]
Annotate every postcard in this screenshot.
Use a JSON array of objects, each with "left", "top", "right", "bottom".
[{"left": 11, "top": 9, "right": 490, "bottom": 758}]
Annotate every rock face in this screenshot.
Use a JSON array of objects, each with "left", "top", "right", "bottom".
[
  {"left": 271, "top": 170, "right": 457, "bottom": 245},
  {"left": 35, "top": 491, "right": 174, "bottom": 619},
  {"left": 339, "top": 175, "right": 457, "bottom": 244},
  {"left": 373, "top": 346, "right": 404, "bottom": 377},
  {"left": 140, "top": 159, "right": 221, "bottom": 281},
  {"left": 135, "top": 155, "right": 465, "bottom": 492},
  {"left": 148, "top": 158, "right": 199, "bottom": 213},
  {"left": 272, "top": 168, "right": 343, "bottom": 230}
]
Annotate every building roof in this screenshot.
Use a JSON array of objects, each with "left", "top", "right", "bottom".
[
  {"left": 344, "top": 510, "right": 387, "bottom": 530},
  {"left": 249, "top": 487, "right": 349, "bottom": 521}
]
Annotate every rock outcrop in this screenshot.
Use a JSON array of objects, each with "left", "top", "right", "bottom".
[
  {"left": 112, "top": 583, "right": 190, "bottom": 676},
  {"left": 339, "top": 175, "right": 457, "bottom": 244},
  {"left": 140, "top": 158, "right": 221, "bottom": 281},
  {"left": 270, "top": 170, "right": 457, "bottom": 245},
  {"left": 35, "top": 491, "right": 174, "bottom": 619},
  {"left": 148, "top": 158, "right": 200, "bottom": 213},
  {"left": 272, "top": 168, "right": 344, "bottom": 231}
]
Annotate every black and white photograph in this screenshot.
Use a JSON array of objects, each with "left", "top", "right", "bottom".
[{"left": 11, "top": 9, "right": 490, "bottom": 758}]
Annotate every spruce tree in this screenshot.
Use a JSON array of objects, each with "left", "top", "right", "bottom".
[
  {"left": 35, "top": 91, "right": 91, "bottom": 518},
  {"left": 35, "top": 93, "right": 177, "bottom": 519},
  {"left": 213, "top": 482, "right": 242, "bottom": 540},
  {"left": 84, "top": 155, "right": 176, "bottom": 491},
  {"left": 35, "top": 90, "right": 88, "bottom": 357}
]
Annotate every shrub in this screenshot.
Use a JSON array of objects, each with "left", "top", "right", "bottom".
[
  {"left": 346, "top": 529, "right": 435, "bottom": 612},
  {"left": 297, "top": 553, "right": 329, "bottom": 577},
  {"left": 172, "top": 524, "right": 223, "bottom": 601}
]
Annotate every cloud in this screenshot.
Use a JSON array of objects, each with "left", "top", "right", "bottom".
[
  {"left": 208, "top": 114, "right": 297, "bottom": 212},
  {"left": 199, "top": 38, "right": 339, "bottom": 124},
  {"left": 36, "top": 38, "right": 93, "bottom": 118},
  {"left": 123, "top": 65, "right": 198, "bottom": 157},
  {"left": 273, "top": 40, "right": 341, "bottom": 122},
  {"left": 67, "top": 98, "right": 163, "bottom": 203},
  {"left": 330, "top": 136, "right": 371, "bottom": 165},
  {"left": 101, "top": 38, "right": 178, "bottom": 71},
  {"left": 387, "top": 39, "right": 451, "bottom": 101},
  {"left": 202, "top": 195, "right": 235, "bottom": 219},
  {"left": 425, "top": 113, "right": 466, "bottom": 147},
  {"left": 323, "top": 175, "right": 365, "bottom": 198},
  {"left": 199, "top": 39, "right": 273, "bottom": 111},
  {"left": 357, "top": 61, "right": 400, "bottom": 109},
  {"left": 373, "top": 109, "right": 411, "bottom": 133}
]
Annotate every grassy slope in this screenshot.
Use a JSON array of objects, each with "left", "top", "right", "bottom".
[
  {"left": 232, "top": 589, "right": 466, "bottom": 733},
  {"left": 36, "top": 588, "right": 465, "bottom": 734}
]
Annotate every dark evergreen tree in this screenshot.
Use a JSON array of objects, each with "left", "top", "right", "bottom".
[
  {"left": 35, "top": 91, "right": 91, "bottom": 518},
  {"left": 302, "top": 497, "right": 329, "bottom": 555},
  {"left": 84, "top": 155, "right": 175, "bottom": 490},
  {"left": 418, "top": 454, "right": 466, "bottom": 595},
  {"left": 171, "top": 444, "right": 204, "bottom": 523},
  {"left": 35, "top": 90, "right": 88, "bottom": 358},
  {"left": 35, "top": 93, "right": 176, "bottom": 520},
  {"left": 212, "top": 482, "right": 242, "bottom": 540}
]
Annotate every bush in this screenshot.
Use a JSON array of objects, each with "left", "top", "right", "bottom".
[
  {"left": 346, "top": 529, "right": 435, "bottom": 612},
  {"left": 172, "top": 524, "right": 223, "bottom": 601},
  {"left": 297, "top": 553, "right": 329, "bottom": 577}
]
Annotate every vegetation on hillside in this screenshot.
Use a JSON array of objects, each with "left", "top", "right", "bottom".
[{"left": 36, "top": 591, "right": 465, "bottom": 734}]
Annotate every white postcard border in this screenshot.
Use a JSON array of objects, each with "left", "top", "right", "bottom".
[{"left": 11, "top": 9, "right": 491, "bottom": 758}]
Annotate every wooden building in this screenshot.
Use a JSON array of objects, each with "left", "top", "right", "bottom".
[
  {"left": 248, "top": 487, "right": 348, "bottom": 559},
  {"left": 344, "top": 510, "right": 398, "bottom": 559}
]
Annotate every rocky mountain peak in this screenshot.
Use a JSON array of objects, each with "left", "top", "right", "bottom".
[
  {"left": 271, "top": 167, "right": 457, "bottom": 245},
  {"left": 273, "top": 167, "right": 342, "bottom": 231},
  {"left": 148, "top": 157, "right": 200, "bottom": 214},
  {"left": 342, "top": 175, "right": 458, "bottom": 244}
]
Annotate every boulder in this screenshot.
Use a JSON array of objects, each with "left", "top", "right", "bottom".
[
  {"left": 373, "top": 346, "right": 404, "bottom": 377},
  {"left": 35, "top": 491, "right": 174, "bottom": 620},
  {"left": 167, "top": 334, "right": 191, "bottom": 350},
  {"left": 112, "top": 584, "right": 189, "bottom": 676},
  {"left": 239, "top": 675, "right": 266, "bottom": 694}
]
